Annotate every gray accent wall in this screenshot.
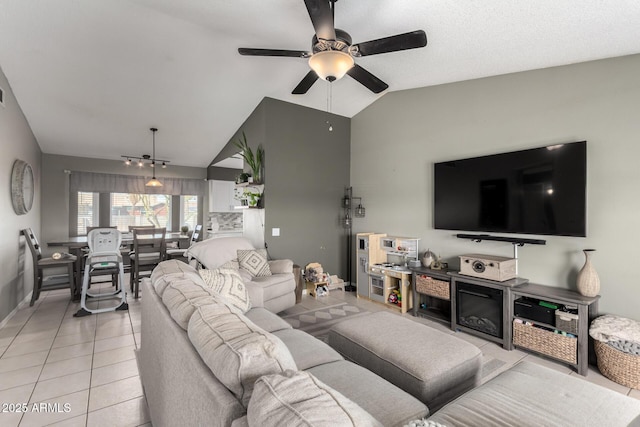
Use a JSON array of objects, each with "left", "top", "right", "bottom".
[
  {"left": 351, "top": 54, "right": 640, "bottom": 319},
  {"left": 0, "top": 66, "right": 42, "bottom": 324},
  {"left": 228, "top": 97, "right": 351, "bottom": 279}
]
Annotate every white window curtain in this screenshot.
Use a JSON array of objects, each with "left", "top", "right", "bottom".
[{"left": 69, "top": 171, "right": 205, "bottom": 196}]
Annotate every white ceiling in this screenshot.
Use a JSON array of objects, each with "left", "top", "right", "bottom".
[{"left": 1, "top": 1, "right": 640, "bottom": 168}]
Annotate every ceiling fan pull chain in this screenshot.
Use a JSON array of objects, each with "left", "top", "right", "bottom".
[{"left": 326, "top": 81, "right": 333, "bottom": 132}]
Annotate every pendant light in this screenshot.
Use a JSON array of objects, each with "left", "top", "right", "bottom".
[{"left": 145, "top": 128, "right": 162, "bottom": 187}]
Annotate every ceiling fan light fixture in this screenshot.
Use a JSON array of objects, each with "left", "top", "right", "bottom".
[{"left": 308, "top": 50, "right": 354, "bottom": 81}]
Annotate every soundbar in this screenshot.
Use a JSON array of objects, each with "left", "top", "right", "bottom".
[{"left": 456, "top": 234, "right": 546, "bottom": 246}]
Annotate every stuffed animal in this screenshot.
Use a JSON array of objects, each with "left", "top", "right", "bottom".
[{"left": 304, "top": 262, "right": 323, "bottom": 282}]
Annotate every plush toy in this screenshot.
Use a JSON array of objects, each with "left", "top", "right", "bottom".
[{"left": 388, "top": 289, "right": 401, "bottom": 304}]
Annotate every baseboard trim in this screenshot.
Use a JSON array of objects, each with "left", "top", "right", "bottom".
[{"left": 0, "top": 291, "right": 33, "bottom": 330}]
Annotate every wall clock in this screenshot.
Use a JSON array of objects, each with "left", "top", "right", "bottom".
[{"left": 11, "top": 159, "right": 34, "bottom": 215}]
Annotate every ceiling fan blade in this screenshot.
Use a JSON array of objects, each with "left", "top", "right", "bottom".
[
  {"left": 352, "top": 30, "right": 427, "bottom": 57},
  {"left": 292, "top": 70, "right": 319, "bottom": 95},
  {"left": 238, "top": 48, "right": 311, "bottom": 58},
  {"left": 347, "top": 64, "right": 388, "bottom": 94},
  {"left": 304, "top": 0, "right": 336, "bottom": 41}
]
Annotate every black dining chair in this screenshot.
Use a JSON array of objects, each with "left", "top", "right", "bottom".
[
  {"left": 129, "top": 227, "right": 166, "bottom": 298},
  {"left": 166, "top": 224, "right": 202, "bottom": 261},
  {"left": 21, "top": 228, "right": 77, "bottom": 306}
]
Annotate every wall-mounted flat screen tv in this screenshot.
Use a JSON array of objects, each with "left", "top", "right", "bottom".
[{"left": 434, "top": 141, "right": 586, "bottom": 237}]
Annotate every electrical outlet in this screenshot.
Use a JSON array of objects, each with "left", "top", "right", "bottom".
[{"left": 272, "top": 228, "right": 280, "bottom": 237}]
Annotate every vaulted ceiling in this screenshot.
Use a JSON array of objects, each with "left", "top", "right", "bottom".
[{"left": 1, "top": 0, "right": 640, "bottom": 167}]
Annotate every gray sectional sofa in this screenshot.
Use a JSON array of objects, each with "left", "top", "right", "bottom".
[
  {"left": 139, "top": 259, "right": 640, "bottom": 427},
  {"left": 139, "top": 260, "right": 428, "bottom": 427}
]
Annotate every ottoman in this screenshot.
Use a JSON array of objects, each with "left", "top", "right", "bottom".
[
  {"left": 428, "top": 361, "right": 640, "bottom": 426},
  {"left": 328, "top": 311, "right": 482, "bottom": 412}
]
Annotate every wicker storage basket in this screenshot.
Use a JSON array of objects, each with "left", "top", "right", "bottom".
[
  {"left": 595, "top": 340, "right": 640, "bottom": 389},
  {"left": 555, "top": 310, "right": 579, "bottom": 334},
  {"left": 415, "top": 275, "right": 450, "bottom": 300},
  {"left": 513, "top": 321, "right": 577, "bottom": 364}
]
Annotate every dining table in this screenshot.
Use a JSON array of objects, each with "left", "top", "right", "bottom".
[{"left": 48, "top": 231, "right": 189, "bottom": 299}]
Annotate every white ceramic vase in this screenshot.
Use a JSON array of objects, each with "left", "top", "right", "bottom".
[
  {"left": 422, "top": 249, "right": 435, "bottom": 268},
  {"left": 576, "top": 249, "right": 600, "bottom": 297}
]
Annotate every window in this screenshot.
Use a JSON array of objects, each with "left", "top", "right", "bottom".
[
  {"left": 180, "top": 195, "right": 198, "bottom": 230},
  {"left": 110, "top": 193, "right": 171, "bottom": 232},
  {"left": 77, "top": 192, "right": 99, "bottom": 235}
]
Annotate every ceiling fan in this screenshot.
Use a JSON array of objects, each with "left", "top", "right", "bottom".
[{"left": 238, "top": 0, "right": 427, "bottom": 95}]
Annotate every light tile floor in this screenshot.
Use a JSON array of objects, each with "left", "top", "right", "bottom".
[
  {"left": 0, "top": 279, "right": 148, "bottom": 427},
  {"left": 1, "top": 281, "right": 638, "bottom": 426}
]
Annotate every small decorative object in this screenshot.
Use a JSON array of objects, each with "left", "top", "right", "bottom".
[
  {"left": 244, "top": 190, "right": 262, "bottom": 207},
  {"left": 431, "top": 256, "right": 444, "bottom": 270},
  {"left": 180, "top": 225, "right": 189, "bottom": 235},
  {"left": 422, "top": 249, "right": 435, "bottom": 268},
  {"left": 52, "top": 252, "right": 62, "bottom": 260},
  {"left": 235, "top": 172, "right": 251, "bottom": 184},
  {"left": 11, "top": 159, "right": 35, "bottom": 215},
  {"left": 576, "top": 249, "right": 600, "bottom": 297},
  {"left": 233, "top": 132, "right": 264, "bottom": 184}
]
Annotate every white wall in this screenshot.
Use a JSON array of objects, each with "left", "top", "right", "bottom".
[
  {"left": 351, "top": 54, "right": 640, "bottom": 319},
  {"left": 0, "top": 66, "right": 42, "bottom": 323}
]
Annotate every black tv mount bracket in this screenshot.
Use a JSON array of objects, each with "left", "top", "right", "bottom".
[{"left": 456, "top": 234, "right": 546, "bottom": 275}]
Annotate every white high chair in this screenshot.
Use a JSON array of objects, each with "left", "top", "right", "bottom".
[{"left": 74, "top": 228, "right": 128, "bottom": 317}]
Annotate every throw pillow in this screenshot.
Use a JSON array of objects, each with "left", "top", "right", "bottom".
[
  {"left": 186, "top": 237, "right": 254, "bottom": 269},
  {"left": 198, "top": 268, "right": 251, "bottom": 313},
  {"left": 237, "top": 249, "right": 272, "bottom": 277},
  {"left": 220, "top": 259, "right": 240, "bottom": 270},
  {"left": 247, "top": 370, "right": 383, "bottom": 427},
  {"left": 150, "top": 259, "right": 206, "bottom": 297},
  {"left": 188, "top": 303, "right": 297, "bottom": 407},
  {"left": 161, "top": 279, "right": 218, "bottom": 330}
]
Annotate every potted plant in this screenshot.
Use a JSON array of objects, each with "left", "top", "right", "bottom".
[
  {"left": 243, "top": 189, "right": 262, "bottom": 208},
  {"left": 235, "top": 172, "right": 251, "bottom": 184},
  {"left": 180, "top": 225, "right": 189, "bottom": 235},
  {"left": 233, "top": 132, "right": 264, "bottom": 184}
]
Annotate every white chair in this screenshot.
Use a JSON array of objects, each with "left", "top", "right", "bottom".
[{"left": 74, "top": 228, "right": 128, "bottom": 317}]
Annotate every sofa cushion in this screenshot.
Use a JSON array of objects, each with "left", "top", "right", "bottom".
[
  {"left": 247, "top": 370, "right": 382, "bottom": 427},
  {"left": 428, "top": 361, "right": 640, "bottom": 427},
  {"left": 237, "top": 249, "right": 272, "bottom": 277},
  {"left": 198, "top": 268, "right": 251, "bottom": 313},
  {"left": 186, "top": 237, "right": 254, "bottom": 269},
  {"left": 161, "top": 279, "right": 218, "bottom": 330},
  {"left": 267, "top": 259, "right": 293, "bottom": 274},
  {"left": 245, "top": 308, "right": 293, "bottom": 333},
  {"left": 151, "top": 259, "right": 205, "bottom": 297},
  {"left": 245, "top": 273, "right": 296, "bottom": 308},
  {"left": 272, "top": 329, "right": 344, "bottom": 370},
  {"left": 308, "top": 360, "right": 428, "bottom": 427},
  {"left": 188, "top": 303, "right": 297, "bottom": 407}
]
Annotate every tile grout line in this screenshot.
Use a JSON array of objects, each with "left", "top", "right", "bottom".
[{"left": 18, "top": 292, "right": 71, "bottom": 426}]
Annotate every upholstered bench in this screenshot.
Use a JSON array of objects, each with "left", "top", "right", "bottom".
[{"left": 328, "top": 311, "right": 482, "bottom": 411}]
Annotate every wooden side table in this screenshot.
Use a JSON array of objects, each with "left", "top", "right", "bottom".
[{"left": 306, "top": 280, "right": 329, "bottom": 298}]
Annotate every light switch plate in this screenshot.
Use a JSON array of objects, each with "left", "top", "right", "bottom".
[{"left": 272, "top": 227, "right": 280, "bottom": 237}]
